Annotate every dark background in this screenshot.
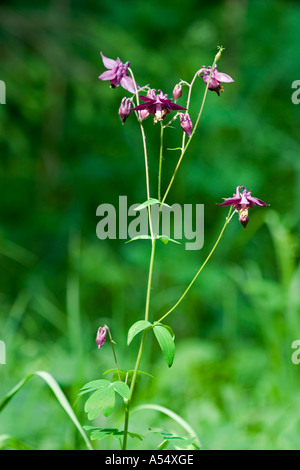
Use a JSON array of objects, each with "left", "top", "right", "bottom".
[{"left": 0, "top": 0, "right": 300, "bottom": 450}]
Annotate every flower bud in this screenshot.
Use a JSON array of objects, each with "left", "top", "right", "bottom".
[
  {"left": 215, "top": 46, "right": 224, "bottom": 62},
  {"left": 118, "top": 97, "right": 131, "bottom": 124},
  {"left": 172, "top": 83, "right": 182, "bottom": 102},
  {"left": 96, "top": 326, "right": 107, "bottom": 349},
  {"left": 180, "top": 113, "right": 193, "bottom": 137}
]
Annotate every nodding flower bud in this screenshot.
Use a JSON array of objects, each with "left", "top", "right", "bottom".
[
  {"left": 96, "top": 326, "right": 107, "bottom": 349},
  {"left": 172, "top": 83, "right": 182, "bottom": 102},
  {"left": 180, "top": 113, "right": 193, "bottom": 137},
  {"left": 119, "top": 97, "right": 132, "bottom": 124}
]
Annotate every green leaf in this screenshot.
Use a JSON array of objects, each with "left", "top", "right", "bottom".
[
  {"left": 112, "top": 381, "right": 130, "bottom": 399},
  {"left": 83, "top": 426, "right": 143, "bottom": 442},
  {"left": 158, "top": 323, "right": 175, "bottom": 339},
  {"left": 78, "top": 379, "right": 111, "bottom": 396},
  {"left": 88, "top": 428, "right": 119, "bottom": 441},
  {"left": 127, "top": 320, "right": 152, "bottom": 345},
  {"left": 153, "top": 325, "right": 175, "bottom": 367},
  {"left": 102, "top": 369, "right": 154, "bottom": 386},
  {"left": 157, "top": 235, "right": 181, "bottom": 245},
  {"left": 134, "top": 198, "right": 170, "bottom": 211},
  {"left": 84, "top": 384, "right": 115, "bottom": 419},
  {"left": 134, "top": 198, "right": 160, "bottom": 211}
]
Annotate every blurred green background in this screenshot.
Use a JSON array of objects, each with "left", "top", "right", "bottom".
[{"left": 1, "top": 0, "right": 300, "bottom": 450}]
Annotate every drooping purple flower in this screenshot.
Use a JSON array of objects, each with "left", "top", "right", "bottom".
[
  {"left": 218, "top": 186, "right": 268, "bottom": 228},
  {"left": 180, "top": 112, "right": 193, "bottom": 137},
  {"left": 96, "top": 326, "right": 107, "bottom": 349},
  {"left": 199, "top": 64, "right": 234, "bottom": 96},
  {"left": 132, "top": 89, "right": 186, "bottom": 123},
  {"left": 99, "top": 53, "right": 137, "bottom": 94},
  {"left": 119, "top": 97, "right": 132, "bottom": 124}
]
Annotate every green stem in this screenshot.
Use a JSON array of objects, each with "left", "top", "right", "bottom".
[
  {"left": 122, "top": 50, "right": 223, "bottom": 449},
  {"left": 153, "top": 206, "right": 232, "bottom": 326},
  {"left": 106, "top": 326, "right": 121, "bottom": 382},
  {"left": 122, "top": 399, "right": 130, "bottom": 450},
  {"left": 128, "top": 67, "right": 154, "bottom": 240},
  {"left": 158, "top": 122, "right": 164, "bottom": 203}
]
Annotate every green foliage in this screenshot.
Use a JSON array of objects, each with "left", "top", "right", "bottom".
[
  {"left": 79, "top": 379, "right": 130, "bottom": 419},
  {"left": 153, "top": 324, "right": 175, "bottom": 367},
  {"left": 127, "top": 320, "right": 152, "bottom": 345},
  {"left": 84, "top": 426, "right": 143, "bottom": 442}
]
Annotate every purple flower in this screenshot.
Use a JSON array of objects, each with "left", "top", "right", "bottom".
[
  {"left": 99, "top": 53, "right": 137, "bottom": 94},
  {"left": 132, "top": 89, "right": 186, "bottom": 123},
  {"left": 199, "top": 65, "right": 234, "bottom": 96},
  {"left": 180, "top": 113, "right": 193, "bottom": 137},
  {"left": 96, "top": 326, "right": 107, "bottom": 349},
  {"left": 218, "top": 186, "right": 268, "bottom": 228},
  {"left": 119, "top": 97, "right": 132, "bottom": 124}
]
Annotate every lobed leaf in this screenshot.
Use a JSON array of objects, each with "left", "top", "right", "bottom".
[
  {"left": 84, "top": 385, "right": 115, "bottom": 420},
  {"left": 112, "top": 381, "right": 130, "bottom": 400}
]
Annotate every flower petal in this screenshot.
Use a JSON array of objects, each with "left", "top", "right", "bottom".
[
  {"left": 120, "top": 75, "right": 137, "bottom": 94},
  {"left": 214, "top": 71, "right": 234, "bottom": 83},
  {"left": 217, "top": 197, "right": 241, "bottom": 206},
  {"left": 168, "top": 103, "right": 187, "bottom": 111},
  {"left": 99, "top": 70, "right": 116, "bottom": 81},
  {"left": 247, "top": 195, "right": 268, "bottom": 206}
]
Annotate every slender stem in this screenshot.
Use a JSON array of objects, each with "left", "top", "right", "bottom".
[
  {"left": 128, "top": 67, "right": 154, "bottom": 240},
  {"left": 158, "top": 122, "right": 164, "bottom": 203},
  {"left": 122, "top": 52, "right": 222, "bottom": 449},
  {"left": 153, "top": 206, "right": 232, "bottom": 326},
  {"left": 122, "top": 399, "right": 130, "bottom": 450},
  {"left": 122, "top": 115, "right": 165, "bottom": 448},
  {"left": 106, "top": 326, "right": 121, "bottom": 381},
  {"left": 180, "top": 70, "right": 199, "bottom": 151},
  {"left": 144, "top": 238, "right": 158, "bottom": 322},
  {"left": 122, "top": 328, "right": 148, "bottom": 449}
]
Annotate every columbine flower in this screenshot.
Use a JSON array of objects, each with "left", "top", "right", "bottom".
[
  {"left": 218, "top": 185, "right": 268, "bottom": 228},
  {"left": 199, "top": 64, "right": 234, "bottom": 96},
  {"left": 180, "top": 113, "right": 193, "bottom": 137},
  {"left": 132, "top": 89, "right": 186, "bottom": 123},
  {"left": 96, "top": 326, "right": 107, "bottom": 349},
  {"left": 119, "top": 97, "right": 132, "bottom": 124},
  {"left": 99, "top": 53, "right": 137, "bottom": 94}
]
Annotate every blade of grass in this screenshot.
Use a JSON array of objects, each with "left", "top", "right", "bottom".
[
  {"left": 0, "top": 370, "right": 93, "bottom": 450},
  {"left": 131, "top": 403, "right": 202, "bottom": 448}
]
